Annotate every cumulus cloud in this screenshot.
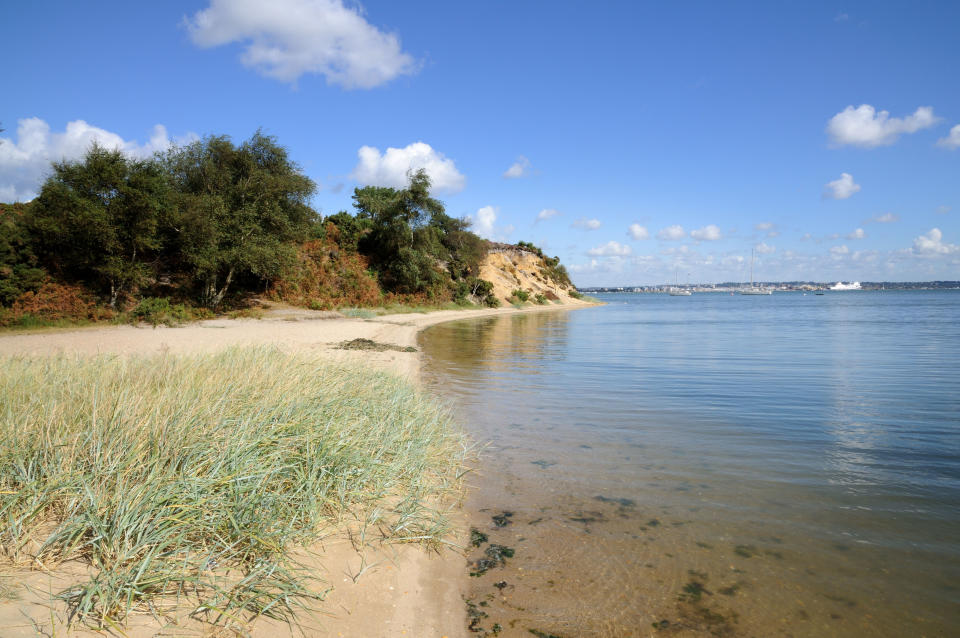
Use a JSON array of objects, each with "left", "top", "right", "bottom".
[
  {"left": 755, "top": 242, "right": 775, "bottom": 254},
  {"left": 587, "top": 241, "right": 632, "bottom": 257},
  {"left": 352, "top": 142, "right": 465, "bottom": 193},
  {"left": 830, "top": 245, "right": 850, "bottom": 256},
  {"left": 869, "top": 213, "right": 899, "bottom": 223},
  {"left": 536, "top": 208, "right": 560, "bottom": 222},
  {"left": 690, "top": 224, "right": 722, "bottom": 241},
  {"left": 826, "top": 104, "right": 940, "bottom": 147},
  {"left": 754, "top": 221, "right": 779, "bottom": 237},
  {"left": 572, "top": 217, "right": 601, "bottom": 230},
  {"left": 824, "top": 172, "right": 861, "bottom": 200},
  {"left": 937, "top": 124, "right": 960, "bottom": 149},
  {"left": 470, "top": 206, "right": 498, "bottom": 239},
  {"left": 627, "top": 223, "right": 649, "bottom": 240},
  {"left": 657, "top": 224, "right": 685, "bottom": 241},
  {"left": 847, "top": 227, "right": 866, "bottom": 239},
  {"left": 0, "top": 117, "right": 191, "bottom": 201},
  {"left": 912, "top": 228, "right": 958, "bottom": 255},
  {"left": 503, "top": 155, "right": 532, "bottom": 178},
  {"left": 185, "top": 0, "right": 417, "bottom": 88}
]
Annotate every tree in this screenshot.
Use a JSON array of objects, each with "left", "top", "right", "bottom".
[
  {"left": 28, "top": 145, "right": 170, "bottom": 307},
  {"left": 166, "top": 131, "right": 317, "bottom": 307},
  {"left": 0, "top": 203, "right": 46, "bottom": 305},
  {"left": 353, "top": 169, "right": 450, "bottom": 295}
]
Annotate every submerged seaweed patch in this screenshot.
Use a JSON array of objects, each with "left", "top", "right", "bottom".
[
  {"left": 471, "top": 528, "right": 489, "bottom": 547},
  {"left": 492, "top": 511, "right": 514, "bottom": 527},
  {"left": 470, "top": 543, "right": 516, "bottom": 576}
]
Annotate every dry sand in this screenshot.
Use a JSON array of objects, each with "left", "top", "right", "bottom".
[{"left": 0, "top": 299, "right": 589, "bottom": 637}]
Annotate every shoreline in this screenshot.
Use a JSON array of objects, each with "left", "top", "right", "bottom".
[{"left": 0, "top": 299, "right": 594, "bottom": 637}]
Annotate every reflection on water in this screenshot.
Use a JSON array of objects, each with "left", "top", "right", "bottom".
[{"left": 420, "top": 292, "right": 960, "bottom": 637}]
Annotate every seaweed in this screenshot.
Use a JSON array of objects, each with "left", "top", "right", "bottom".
[
  {"left": 492, "top": 511, "right": 514, "bottom": 527},
  {"left": 471, "top": 528, "right": 489, "bottom": 547}
]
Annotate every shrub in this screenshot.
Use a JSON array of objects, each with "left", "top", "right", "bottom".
[
  {"left": 484, "top": 294, "right": 501, "bottom": 308},
  {"left": 510, "top": 289, "right": 529, "bottom": 303},
  {"left": 132, "top": 297, "right": 189, "bottom": 327},
  {"left": 569, "top": 290, "right": 584, "bottom": 300},
  {"left": 535, "top": 293, "right": 548, "bottom": 305}
]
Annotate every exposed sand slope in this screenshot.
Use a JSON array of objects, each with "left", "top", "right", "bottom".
[
  {"left": 0, "top": 299, "right": 591, "bottom": 638},
  {"left": 479, "top": 246, "right": 578, "bottom": 304}
]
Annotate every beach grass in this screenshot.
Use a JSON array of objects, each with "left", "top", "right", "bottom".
[{"left": 0, "top": 346, "right": 467, "bottom": 628}]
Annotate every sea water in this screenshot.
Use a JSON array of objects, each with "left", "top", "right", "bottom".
[{"left": 419, "top": 291, "right": 960, "bottom": 637}]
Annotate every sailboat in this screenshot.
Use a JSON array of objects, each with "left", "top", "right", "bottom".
[
  {"left": 669, "top": 270, "right": 692, "bottom": 295},
  {"left": 739, "top": 249, "right": 772, "bottom": 295}
]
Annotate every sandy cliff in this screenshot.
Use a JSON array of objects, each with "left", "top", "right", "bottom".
[{"left": 478, "top": 244, "right": 579, "bottom": 304}]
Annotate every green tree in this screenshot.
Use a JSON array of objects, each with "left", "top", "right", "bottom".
[
  {"left": 0, "top": 203, "right": 46, "bottom": 305},
  {"left": 353, "top": 169, "right": 448, "bottom": 294},
  {"left": 166, "top": 131, "right": 317, "bottom": 307},
  {"left": 28, "top": 145, "right": 170, "bottom": 307}
]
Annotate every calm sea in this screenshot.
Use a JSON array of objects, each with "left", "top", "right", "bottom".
[{"left": 419, "top": 291, "right": 960, "bottom": 638}]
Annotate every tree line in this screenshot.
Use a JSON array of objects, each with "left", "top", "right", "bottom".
[{"left": 1, "top": 131, "right": 569, "bottom": 324}]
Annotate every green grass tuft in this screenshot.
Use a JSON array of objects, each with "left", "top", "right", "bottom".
[{"left": 0, "top": 347, "right": 467, "bottom": 627}]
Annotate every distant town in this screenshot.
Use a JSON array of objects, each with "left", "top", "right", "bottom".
[{"left": 579, "top": 281, "right": 960, "bottom": 293}]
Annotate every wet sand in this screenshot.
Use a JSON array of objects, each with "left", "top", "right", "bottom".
[{"left": 0, "top": 300, "right": 589, "bottom": 638}]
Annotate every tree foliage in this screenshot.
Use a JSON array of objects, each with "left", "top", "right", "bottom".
[
  {"left": 0, "top": 204, "right": 45, "bottom": 305},
  {"left": 166, "top": 131, "right": 317, "bottom": 306},
  {"left": 28, "top": 145, "right": 171, "bottom": 307}
]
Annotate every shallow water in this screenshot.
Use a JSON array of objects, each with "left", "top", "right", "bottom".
[{"left": 419, "top": 291, "right": 960, "bottom": 637}]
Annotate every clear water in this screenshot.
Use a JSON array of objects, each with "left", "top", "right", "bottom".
[{"left": 419, "top": 291, "right": 960, "bottom": 637}]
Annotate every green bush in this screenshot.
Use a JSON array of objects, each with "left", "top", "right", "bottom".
[
  {"left": 535, "top": 293, "right": 548, "bottom": 305},
  {"left": 511, "top": 289, "right": 529, "bottom": 303},
  {"left": 484, "top": 294, "right": 501, "bottom": 308},
  {"left": 569, "top": 290, "right": 584, "bottom": 300},
  {"left": 132, "top": 297, "right": 189, "bottom": 327}
]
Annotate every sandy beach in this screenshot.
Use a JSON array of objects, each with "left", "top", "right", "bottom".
[{"left": 0, "top": 300, "right": 588, "bottom": 638}]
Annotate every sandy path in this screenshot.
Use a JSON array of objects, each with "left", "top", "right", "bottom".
[{"left": 0, "top": 301, "right": 588, "bottom": 638}]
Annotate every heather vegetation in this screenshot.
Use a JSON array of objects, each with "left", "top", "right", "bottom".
[{"left": 0, "top": 131, "right": 522, "bottom": 327}]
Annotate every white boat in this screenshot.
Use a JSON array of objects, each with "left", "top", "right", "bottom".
[
  {"left": 830, "top": 281, "right": 862, "bottom": 291},
  {"left": 739, "top": 249, "right": 772, "bottom": 295},
  {"left": 669, "top": 270, "right": 692, "bottom": 295}
]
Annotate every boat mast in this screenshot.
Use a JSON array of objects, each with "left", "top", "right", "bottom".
[{"left": 750, "top": 249, "right": 755, "bottom": 287}]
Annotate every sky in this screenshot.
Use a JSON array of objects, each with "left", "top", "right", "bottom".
[{"left": 3, "top": 0, "right": 958, "bottom": 286}]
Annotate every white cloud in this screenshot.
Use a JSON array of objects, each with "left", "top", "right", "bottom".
[
  {"left": 536, "top": 208, "right": 560, "bottom": 222},
  {"left": 755, "top": 222, "right": 773, "bottom": 231},
  {"left": 186, "top": 0, "right": 417, "bottom": 88},
  {"left": 0, "top": 117, "right": 191, "bottom": 202},
  {"left": 657, "top": 224, "right": 686, "bottom": 240},
  {"left": 627, "top": 223, "right": 650, "bottom": 240},
  {"left": 824, "top": 172, "right": 861, "bottom": 200},
  {"left": 352, "top": 142, "right": 465, "bottom": 193},
  {"left": 587, "top": 241, "right": 632, "bottom": 257},
  {"left": 826, "top": 104, "right": 940, "bottom": 147},
  {"left": 470, "top": 206, "right": 498, "bottom": 240},
  {"left": 870, "top": 213, "right": 899, "bottom": 223},
  {"left": 572, "top": 217, "right": 601, "bottom": 230},
  {"left": 830, "top": 245, "right": 850, "bottom": 256},
  {"left": 937, "top": 205, "right": 951, "bottom": 215},
  {"left": 755, "top": 242, "right": 775, "bottom": 254},
  {"left": 801, "top": 233, "right": 812, "bottom": 241},
  {"left": 912, "top": 228, "right": 958, "bottom": 255},
  {"left": 847, "top": 227, "right": 866, "bottom": 239},
  {"left": 937, "top": 124, "right": 960, "bottom": 149},
  {"left": 690, "top": 224, "right": 722, "bottom": 241},
  {"left": 503, "top": 155, "right": 532, "bottom": 178}
]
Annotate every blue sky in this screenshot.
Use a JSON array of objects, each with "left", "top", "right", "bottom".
[{"left": 3, "top": 0, "right": 958, "bottom": 285}]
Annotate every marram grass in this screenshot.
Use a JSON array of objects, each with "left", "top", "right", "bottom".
[{"left": 0, "top": 346, "right": 468, "bottom": 627}]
